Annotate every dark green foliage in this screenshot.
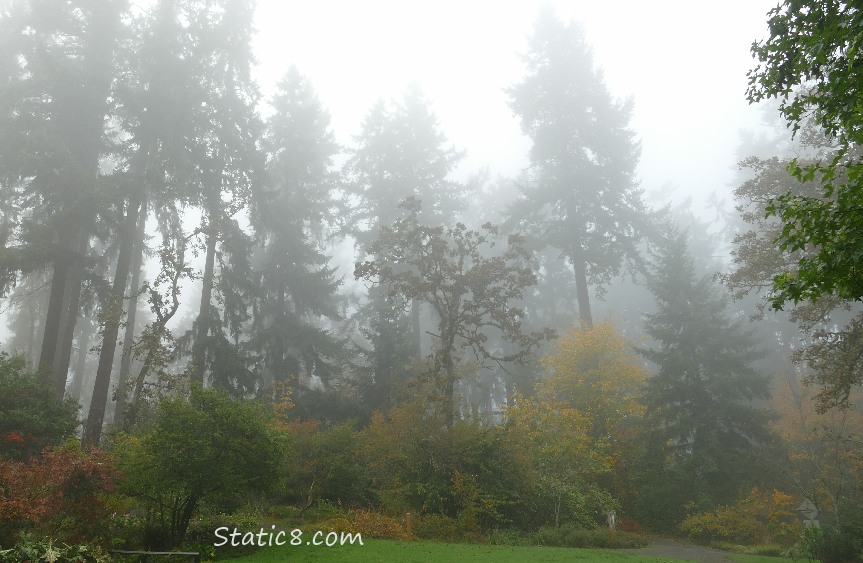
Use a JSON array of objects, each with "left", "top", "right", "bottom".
[
  {"left": 1, "top": 0, "right": 129, "bottom": 400},
  {"left": 802, "top": 519, "right": 863, "bottom": 563},
  {"left": 748, "top": 1, "right": 863, "bottom": 309},
  {"left": 290, "top": 388, "right": 371, "bottom": 425},
  {"left": 354, "top": 289, "right": 417, "bottom": 412},
  {"left": 283, "top": 421, "right": 370, "bottom": 511},
  {"left": 0, "top": 353, "right": 78, "bottom": 461},
  {"left": 635, "top": 233, "right": 775, "bottom": 530},
  {"left": 346, "top": 86, "right": 466, "bottom": 411},
  {"left": 248, "top": 67, "right": 347, "bottom": 397},
  {"left": 183, "top": 0, "right": 265, "bottom": 389},
  {"left": 0, "top": 535, "right": 110, "bottom": 562},
  {"left": 359, "top": 401, "right": 531, "bottom": 530},
  {"left": 114, "top": 386, "right": 287, "bottom": 549}
]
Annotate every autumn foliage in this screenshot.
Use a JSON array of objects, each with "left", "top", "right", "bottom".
[
  {"left": 680, "top": 488, "right": 802, "bottom": 546},
  {"left": 539, "top": 321, "right": 646, "bottom": 438},
  {"left": 0, "top": 444, "right": 120, "bottom": 546}
]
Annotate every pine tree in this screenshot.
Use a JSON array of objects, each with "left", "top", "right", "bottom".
[
  {"left": 0, "top": 0, "right": 128, "bottom": 396},
  {"left": 248, "top": 68, "right": 346, "bottom": 397},
  {"left": 507, "top": 8, "right": 644, "bottom": 326},
  {"left": 185, "top": 0, "right": 263, "bottom": 389},
  {"left": 637, "top": 232, "right": 774, "bottom": 527}
]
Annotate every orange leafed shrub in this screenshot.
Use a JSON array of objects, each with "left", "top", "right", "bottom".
[
  {"left": 322, "top": 509, "right": 409, "bottom": 540},
  {"left": 680, "top": 487, "right": 802, "bottom": 546}
]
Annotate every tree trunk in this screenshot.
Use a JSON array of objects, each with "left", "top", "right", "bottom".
[
  {"left": 441, "top": 323, "right": 457, "bottom": 430},
  {"left": 39, "top": 1, "right": 122, "bottom": 398},
  {"left": 190, "top": 226, "right": 217, "bottom": 385},
  {"left": 411, "top": 297, "right": 421, "bottom": 361},
  {"left": 39, "top": 256, "right": 68, "bottom": 388},
  {"left": 444, "top": 351, "right": 456, "bottom": 430},
  {"left": 69, "top": 316, "right": 93, "bottom": 401},
  {"left": 114, "top": 205, "right": 147, "bottom": 424},
  {"left": 571, "top": 248, "right": 593, "bottom": 327},
  {"left": 53, "top": 227, "right": 89, "bottom": 396},
  {"left": 83, "top": 197, "right": 143, "bottom": 447}
]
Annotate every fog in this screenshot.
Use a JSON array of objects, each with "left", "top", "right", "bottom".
[
  {"left": 6, "top": 0, "right": 863, "bottom": 549},
  {"left": 253, "top": 0, "right": 777, "bottom": 216}
]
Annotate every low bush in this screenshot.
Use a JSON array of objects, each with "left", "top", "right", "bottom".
[
  {"left": 710, "top": 540, "right": 785, "bottom": 556},
  {"left": 184, "top": 509, "right": 264, "bottom": 559},
  {"left": 114, "top": 386, "right": 288, "bottom": 549},
  {"left": 0, "top": 444, "right": 120, "bottom": 546},
  {"left": 413, "top": 513, "right": 463, "bottom": 542},
  {"left": 798, "top": 524, "right": 863, "bottom": 563},
  {"left": 616, "top": 517, "right": 648, "bottom": 535},
  {"left": 487, "top": 528, "right": 533, "bottom": 546},
  {"left": 322, "top": 509, "right": 409, "bottom": 540},
  {"left": 0, "top": 533, "right": 110, "bottom": 563},
  {"left": 679, "top": 488, "right": 801, "bottom": 546},
  {"left": 0, "top": 353, "right": 79, "bottom": 461},
  {"left": 532, "top": 525, "right": 647, "bottom": 549}
]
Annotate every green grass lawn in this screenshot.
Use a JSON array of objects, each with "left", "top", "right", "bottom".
[
  {"left": 227, "top": 539, "right": 686, "bottom": 562},
  {"left": 728, "top": 557, "right": 792, "bottom": 563}
]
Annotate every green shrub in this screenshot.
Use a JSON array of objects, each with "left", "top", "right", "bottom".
[
  {"left": 532, "top": 525, "right": 647, "bottom": 549},
  {"left": 103, "top": 507, "right": 145, "bottom": 551},
  {"left": 183, "top": 509, "right": 264, "bottom": 559},
  {"left": 413, "top": 514, "right": 462, "bottom": 542},
  {"left": 0, "top": 353, "right": 79, "bottom": 461},
  {"left": 113, "top": 386, "right": 288, "bottom": 550},
  {"left": 487, "top": 528, "right": 533, "bottom": 546},
  {"left": 300, "top": 499, "right": 349, "bottom": 524},
  {"left": 802, "top": 524, "right": 863, "bottom": 563},
  {"left": 359, "top": 403, "right": 531, "bottom": 529},
  {"left": 281, "top": 420, "right": 370, "bottom": 509}
]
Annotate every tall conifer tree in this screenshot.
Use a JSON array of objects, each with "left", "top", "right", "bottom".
[
  {"left": 249, "top": 67, "right": 345, "bottom": 396},
  {"left": 636, "top": 232, "right": 773, "bottom": 528},
  {"left": 508, "top": 8, "right": 644, "bottom": 326}
]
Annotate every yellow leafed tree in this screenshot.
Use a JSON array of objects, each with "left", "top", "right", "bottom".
[
  {"left": 505, "top": 396, "right": 612, "bottom": 527},
  {"left": 539, "top": 321, "right": 647, "bottom": 440}
]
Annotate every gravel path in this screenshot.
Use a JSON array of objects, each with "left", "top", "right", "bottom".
[{"left": 624, "top": 538, "right": 738, "bottom": 562}]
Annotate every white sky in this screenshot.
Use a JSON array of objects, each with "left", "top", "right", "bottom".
[
  {"left": 253, "top": 0, "right": 779, "bottom": 217},
  {"left": 1, "top": 0, "right": 781, "bottom": 345}
]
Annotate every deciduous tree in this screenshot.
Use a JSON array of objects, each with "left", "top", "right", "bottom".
[
  {"left": 115, "top": 386, "right": 286, "bottom": 549},
  {"left": 748, "top": 0, "right": 863, "bottom": 308},
  {"left": 346, "top": 86, "right": 466, "bottom": 409},
  {"left": 355, "top": 198, "right": 547, "bottom": 428}
]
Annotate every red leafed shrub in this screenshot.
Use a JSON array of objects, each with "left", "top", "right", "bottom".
[
  {"left": 0, "top": 444, "right": 121, "bottom": 546},
  {"left": 616, "top": 517, "right": 648, "bottom": 535}
]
